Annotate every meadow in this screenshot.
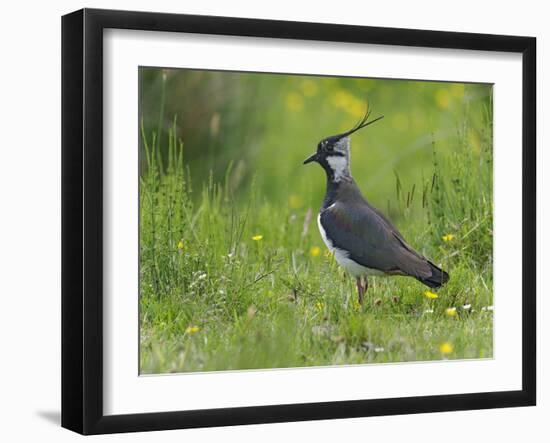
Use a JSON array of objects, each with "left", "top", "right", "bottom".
[{"left": 139, "top": 69, "right": 493, "bottom": 374}]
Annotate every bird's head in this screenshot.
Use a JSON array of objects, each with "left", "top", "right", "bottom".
[{"left": 303, "top": 107, "right": 383, "bottom": 182}]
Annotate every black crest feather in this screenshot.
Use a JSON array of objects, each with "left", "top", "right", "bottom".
[{"left": 338, "top": 104, "right": 384, "bottom": 139}]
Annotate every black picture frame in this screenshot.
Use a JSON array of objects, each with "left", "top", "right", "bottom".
[{"left": 62, "top": 8, "right": 537, "bottom": 435}]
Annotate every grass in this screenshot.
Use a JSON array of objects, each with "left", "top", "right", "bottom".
[{"left": 139, "top": 106, "right": 494, "bottom": 374}]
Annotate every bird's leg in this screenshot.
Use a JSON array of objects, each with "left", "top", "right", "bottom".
[
  {"left": 356, "top": 277, "right": 365, "bottom": 306},
  {"left": 361, "top": 276, "right": 369, "bottom": 306}
]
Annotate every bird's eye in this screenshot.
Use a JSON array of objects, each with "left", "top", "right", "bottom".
[{"left": 319, "top": 140, "right": 334, "bottom": 153}]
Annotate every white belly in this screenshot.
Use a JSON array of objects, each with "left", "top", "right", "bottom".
[{"left": 317, "top": 212, "right": 384, "bottom": 278}]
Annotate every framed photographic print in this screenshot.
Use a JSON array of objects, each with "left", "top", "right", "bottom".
[{"left": 61, "top": 8, "right": 536, "bottom": 435}]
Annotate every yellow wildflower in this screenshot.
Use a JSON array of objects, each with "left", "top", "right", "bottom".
[
  {"left": 309, "top": 246, "right": 321, "bottom": 258},
  {"left": 445, "top": 307, "right": 458, "bottom": 317},
  {"left": 285, "top": 92, "right": 304, "bottom": 112},
  {"left": 442, "top": 233, "right": 455, "bottom": 242},
  {"left": 252, "top": 234, "right": 263, "bottom": 241},
  {"left": 332, "top": 89, "right": 354, "bottom": 109},
  {"left": 300, "top": 80, "right": 318, "bottom": 97},
  {"left": 288, "top": 194, "right": 303, "bottom": 209},
  {"left": 435, "top": 88, "right": 451, "bottom": 109},
  {"left": 185, "top": 325, "right": 200, "bottom": 334},
  {"left": 450, "top": 83, "right": 465, "bottom": 98},
  {"left": 469, "top": 129, "right": 481, "bottom": 154},
  {"left": 347, "top": 100, "right": 365, "bottom": 119},
  {"left": 439, "top": 342, "right": 453, "bottom": 354},
  {"left": 315, "top": 301, "right": 325, "bottom": 312},
  {"left": 424, "top": 290, "right": 438, "bottom": 300},
  {"left": 177, "top": 239, "right": 185, "bottom": 250}
]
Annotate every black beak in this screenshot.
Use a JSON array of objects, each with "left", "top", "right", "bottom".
[{"left": 303, "top": 153, "right": 318, "bottom": 165}]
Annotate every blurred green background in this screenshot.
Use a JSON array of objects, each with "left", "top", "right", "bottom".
[
  {"left": 138, "top": 68, "right": 493, "bottom": 373},
  {"left": 139, "top": 68, "right": 491, "bottom": 222}
]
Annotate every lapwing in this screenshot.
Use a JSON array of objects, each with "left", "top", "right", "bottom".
[{"left": 303, "top": 108, "right": 449, "bottom": 305}]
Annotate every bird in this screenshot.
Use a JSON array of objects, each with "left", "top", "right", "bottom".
[{"left": 303, "top": 107, "right": 449, "bottom": 305}]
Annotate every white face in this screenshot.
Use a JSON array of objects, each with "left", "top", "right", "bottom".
[
  {"left": 323, "top": 137, "right": 351, "bottom": 182},
  {"left": 332, "top": 137, "right": 350, "bottom": 155},
  {"left": 326, "top": 155, "right": 350, "bottom": 182}
]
